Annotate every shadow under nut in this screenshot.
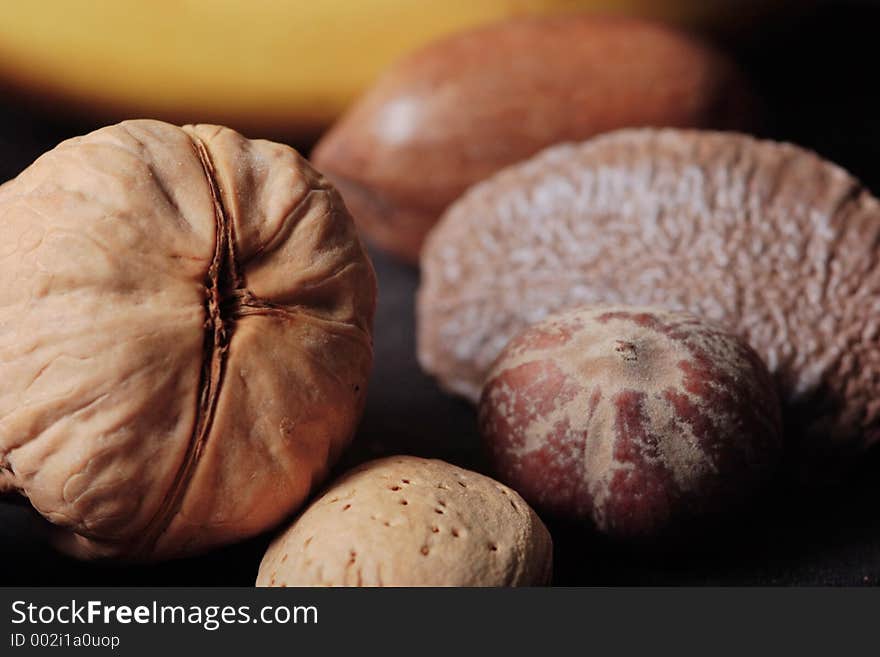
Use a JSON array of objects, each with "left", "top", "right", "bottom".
[
  {"left": 417, "top": 128, "right": 880, "bottom": 472},
  {"left": 312, "top": 14, "right": 756, "bottom": 264},
  {"left": 0, "top": 119, "right": 377, "bottom": 560},
  {"left": 256, "top": 456, "right": 553, "bottom": 586}
]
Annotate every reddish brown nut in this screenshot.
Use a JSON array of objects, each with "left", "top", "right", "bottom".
[
  {"left": 0, "top": 120, "right": 376, "bottom": 560},
  {"left": 312, "top": 15, "right": 754, "bottom": 264},
  {"left": 419, "top": 128, "right": 880, "bottom": 472},
  {"left": 479, "top": 305, "right": 783, "bottom": 539}
]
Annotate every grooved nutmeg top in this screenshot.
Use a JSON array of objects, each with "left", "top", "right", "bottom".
[
  {"left": 256, "top": 456, "right": 553, "bottom": 587},
  {"left": 312, "top": 14, "right": 754, "bottom": 263},
  {"left": 0, "top": 119, "right": 376, "bottom": 560},
  {"left": 418, "top": 128, "right": 880, "bottom": 468},
  {"left": 479, "top": 306, "right": 783, "bottom": 538}
]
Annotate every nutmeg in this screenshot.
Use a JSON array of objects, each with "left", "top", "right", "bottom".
[
  {"left": 256, "top": 456, "right": 553, "bottom": 586},
  {"left": 417, "top": 128, "right": 880, "bottom": 470},
  {"left": 312, "top": 14, "right": 755, "bottom": 263},
  {"left": 0, "top": 119, "right": 376, "bottom": 560},
  {"left": 479, "top": 305, "right": 783, "bottom": 539}
]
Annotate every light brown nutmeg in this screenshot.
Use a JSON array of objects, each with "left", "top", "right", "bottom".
[
  {"left": 479, "top": 305, "right": 783, "bottom": 540},
  {"left": 0, "top": 119, "right": 376, "bottom": 560},
  {"left": 312, "top": 14, "right": 755, "bottom": 264},
  {"left": 256, "top": 456, "right": 553, "bottom": 587}
]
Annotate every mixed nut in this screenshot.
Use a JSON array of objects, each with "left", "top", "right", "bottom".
[
  {"left": 418, "top": 128, "right": 880, "bottom": 470},
  {"left": 0, "top": 13, "right": 877, "bottom": 586}
]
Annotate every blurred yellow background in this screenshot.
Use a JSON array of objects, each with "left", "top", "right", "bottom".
[{"left": 0, "top": 1, "right": 774, "bottom": 134}]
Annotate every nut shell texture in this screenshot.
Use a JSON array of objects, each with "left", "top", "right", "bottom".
[
  {"left": 256, "top": 456, "right": 553, "bottom": 587},
  {"left": 312, "top": 15, "right": 753, "bottom": 263},
  {"left": 479, "top": 306, "right": 783, "bottom": 538},
  {"left": 418, "top": 128, "right": 880, "bottom": 465},
  {"left": 0, "top": 120, "right": 376, "bottom": 559}
]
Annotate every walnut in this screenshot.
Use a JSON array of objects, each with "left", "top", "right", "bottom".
[{"left": 0, "top": 120, "right": 376, "bottom": 560}]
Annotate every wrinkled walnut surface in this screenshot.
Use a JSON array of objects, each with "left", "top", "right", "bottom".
[
  {"left": 256, "top": 456, "right": 552, "bottom": 586},
  {"left": 418, "top": 128, "right": 880, "bottom": 467},
  {"left": 313, "top": 15, "right": 754, "bottom": 263},
  {"left": 0, "top": 119, "right": 376, "bottom": 560},
  {"left": 480, "top": 306, "right": 782, "bottom": 538}
]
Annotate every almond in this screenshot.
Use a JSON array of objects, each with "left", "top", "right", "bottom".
[{"left": 256, "top": 456, "right": 552, "bottom": 586}]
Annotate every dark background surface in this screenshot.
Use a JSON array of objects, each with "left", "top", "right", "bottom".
[{"left": 2, "top": 1, "right": 880, "bottom": 585}]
